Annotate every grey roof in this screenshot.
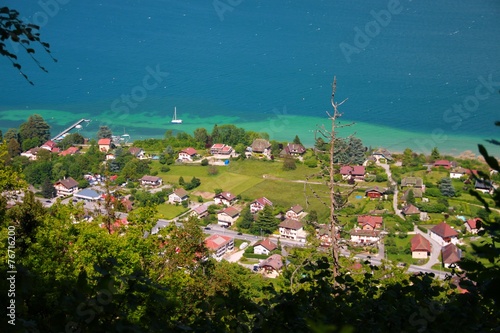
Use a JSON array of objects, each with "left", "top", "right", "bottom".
[{"left": 74, "top": 188, "right": 101, "bottom": 200}]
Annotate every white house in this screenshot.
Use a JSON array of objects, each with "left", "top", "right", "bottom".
[
  {"left": 285, "top": 204, "right": 304, "bottom": 220},
  {"left": 54, "top": 177, "right": 79, "bottom": 197},
  {"left": 139, "top": 175, "right": 163, "bottom": 187},
  {"left": 250, "top": 197, "right": 273, "bottom": 214},
  {"left": 253, "top": 238, "right": 277, "bottom": 255},
  {"left": 205, "top": 234, "right": 234, "bottom": 259},
  {"left": 429, "top": 222, "right": 459, "bottom": 247},
  {"left": 217, "top": 206, "right": 240, "bottom": 227},
  {"left": 349, "top": 229, "right": 380, "bottom": 244},
  {"left": 278, "top": 218, "right": 304, "bottom": 240},
  {"left": 168, "top": 188, "right": 189, "bottom": 203},
  {"left": 214, "top": 191, "right": 237, "bottom": 206},
  {"left": 178, "top": 147, "right": 197, "bottom": 161}
]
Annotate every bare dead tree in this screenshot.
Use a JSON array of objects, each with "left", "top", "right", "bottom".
[{"left": 303, "top": 77, "right": 357, "bottom": 279}]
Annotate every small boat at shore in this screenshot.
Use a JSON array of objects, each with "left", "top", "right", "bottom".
[{"left": 171, "top": 107, "right": 182, "bottom": 124}]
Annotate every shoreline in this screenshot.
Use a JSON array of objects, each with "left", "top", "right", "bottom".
[{"left": 1, "top": 108, "right": 498, "bottom": 158}]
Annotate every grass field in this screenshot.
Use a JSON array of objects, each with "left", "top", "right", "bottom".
[{"left": 156, "top": 203, "right": 189, "bottom": 220}]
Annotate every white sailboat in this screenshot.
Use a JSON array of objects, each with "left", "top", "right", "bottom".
[{"left": 171, "top": 106, "right": 182, "bottom": 124}]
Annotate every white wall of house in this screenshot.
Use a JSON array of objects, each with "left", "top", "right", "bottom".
[
  {"left": 254, "top": 245, "right": 271, "bottom": 255},
  {"left": 412, "top": 251, "right": 428, "bottom": 259}
]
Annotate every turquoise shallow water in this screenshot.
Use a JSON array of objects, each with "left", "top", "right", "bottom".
[{"left": 1, "top": 0, "right": 499, "bottom": 155}]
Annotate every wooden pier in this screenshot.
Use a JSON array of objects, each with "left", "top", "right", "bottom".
[{"left": 51, "top": 118, "right": 91, "bottom": 141}]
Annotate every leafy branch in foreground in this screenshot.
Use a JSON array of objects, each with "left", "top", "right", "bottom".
[{"left": 0, "top": 6, "right": 56, "bottom": 84}]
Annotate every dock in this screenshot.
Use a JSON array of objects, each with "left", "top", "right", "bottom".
[{"left": 51, "top": 118, "right": 91, "bottom": 141}]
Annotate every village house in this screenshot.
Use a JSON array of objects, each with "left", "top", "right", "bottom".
[
  {"left": 402, "top": 188, "right": 423, "bottom": 201},
  {"left": 475, "top": 179, "right": 493, "bottom": 194},
  {"left": 205, "top": 234, "right": 234, "bottom": 259},
  {"left": 98, "top": 138, "right": 112, "bottom": 152},
  {"left": 210, "top": 143, "right": 234, "bottom": 157},
  {"left": 430, "top": 221, "right": 459, "bottom": 246},
  {"left": 357, "top": 215, "right": 383, "bottom": 230},
  {"left": 350, "top": 229, "right": 380, "bottom": 244},
  {"left": 54, "top": 177, "right": 79, "bottom": 197},
  {"left": 317, "top": 224, "right": 333, "bottom": 247},
  {"left": 21, "top": 147, "right": 40, "bottom": 161},
  {"left": 465, "top": 218, "right": 482, "bottom": 234},
  {"left": 129, "top": 147, "right": 146, "bottom": 159},
  {"left": 410, "top": 234, "right": 432, "bottom": 259},
  {"left": 401, "top": 204, "right": 421, "bottom": 216},
  {"left": 178, "top": 147, "right": 197, "bottom": 161},
  {"left": 191, "top": 204, "right": 209, "bottom": 219},
  {"left": 214, "top": 191, "right": 237, "bottom": 206},
  {"left": 250, "top": 197, "right": 273, "bottom": 214},
  {"left": 285, "top": 204, "right": 304, "bottom": 220},
  {"left": 441, "top": 243, "right": 461, "bottom": 268},
  {"left": 59, "top": 146, "right": 80, "bottom": 156},
  {"left": 253, "top": 238, "right": 277, "bottom": 255},
  {"left": 101, "top": 218, "right": 129, "bottom": 235},
  {"left": 168, "top": 188, "right": 189, "bottom": 204},
  {"left": 217, "top": 206, "right": 240, "bottom": 227},
  {"left": 40, "top": 140, "right": 60, "bottom": 153},
  {"left": 340, "top": 165, "right": 366, "bottom": 181},
  {"left": 139, "top": 175, "right": 163, "bottom": 187},
  {"left": 365, "top": 187, "right": 385, "bottom": 199},
  {"left": 433, "top": 160, "right": 455, "bottom": 169},
  {"left": 371, "top": 148, "right": 392, "bottom": 162},
  {"left": 279, "top": 143, "right": 306, "bottom": 157},
  {"left": 278, "top": 218, "right": 304, "bottom": 240},
  {"left": 250, "top": 138, "right": 272, "bottom": 158},
  {"left": 259, "top": 254, "right": 283, "bottom": 273},
  {"left": 400, "top": 177, "right": 425, "bottom": 190},
  {"left": 449, "top": 167, "right": 468, "bottom": 179}
]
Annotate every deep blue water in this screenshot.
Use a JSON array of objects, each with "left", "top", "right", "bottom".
[{"left": 1, "top": 0, "right": 499, "bottom": 150}]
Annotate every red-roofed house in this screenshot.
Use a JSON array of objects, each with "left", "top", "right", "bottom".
[
  {"left": 101, "top": 218, "right": 129, "bottom": 234},
  {"left": 98, "top": 138, "right": 112, "bottom": 152},
  {"left": 217, "top": 206, "right": 240, "bottom": 227},
  {"left": 250, "top": 197, "right": 273, "bottom": 214},
  {"left": 285, "top": 204, "right": 304, "bottom": 220},
  {"left": 54, "top": 177, "right": 79, "bottom": 197},
  {"left": 433, "top": 160, "right": 452, "bottom": 169},
  {"left": 205, "top": 234, "right": 234, "bottom": 259},
  {"left": 210, "top": 143, "right": 234, "bottom": 156},
  {"left": 442, "top": 243, "right": 461, "bottom": 268},
  {"left": 410, "top": 234, "right": 432, "bottom": 259},
  {"left": 178, "top": 147, "right": 197, "bottom": 161},
  {"left": 340, "top": 165, "right": 365, "bottom": 181},
  {"left": 465, "top": 218, "right": 482, "bottom": 234},
  {"left": 259, "top": 254, "right": 283, "bottom": 272},
  {"left": 253, "top": 238, "right": 277, "bottom": 255},
  {"left": 41, "top": 140, "right": 57, "bottom": 151},
  {"left": 214, "top": 191, "right": 237, "bottom": 206},
  {"left": 59, "top": 146, "right": 80, "bottom": 156},
  {"left": 430, "top": 222, "right": 459, "bottom": 246},
  {"left": 357, "top": 215, "right": 383, "bottom": 230},
  {"left": 278, "top": 218, "right": 304, "bottom": 240}
]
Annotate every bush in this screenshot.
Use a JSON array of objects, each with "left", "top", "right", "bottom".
[
  {"left": 201, "top": 158, "right": 209, "bottom": 166},
  {"left": 304, "top": 158, "right": 318, "bottom": 168},
  {"left": 160, "top": 166, "right": 170, "bottom": 173}
]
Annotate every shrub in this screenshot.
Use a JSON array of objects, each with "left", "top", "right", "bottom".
[
  {"left": 201, "top": 158, "right": 209, "bottom": 166},
  {"left": 160, "top": 166, "right": 170, "bottom": 173}
]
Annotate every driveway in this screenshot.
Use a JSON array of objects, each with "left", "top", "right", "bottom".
[{"left": 377, "top": 161, "right": 405, "bottom": 220}]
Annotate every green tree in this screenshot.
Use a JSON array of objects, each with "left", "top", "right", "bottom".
[
  {"left": 406, "top": 189, "right": 415, "bottom": 204},
  {"left": 251, "top": 205, "right": 277, "bottom": 235},
  {"left": 282, "top": 155, "right": 297, "bottom": 171},
  {"left": 41, "top": 178, "right": 56, "bottom": 199},
  {"left": 0, "top": 129, "right": 2, "bottom": 141},
  {"left": 239, "top": 206, "right": 254, "bottom": 229},
  {"left": 4, "top": 128, "right": 18, "bottom": 142},
  {"left": 97, "top": 126, "right": 113, "bottom": 139},
  {"left": 19, "top": 114, "right": 51, "bottom": 144},
  {"left": 58, "top": 132, "right": 84, "bottom": 149},
  {"left": 293, "top": 135, "right": 302, "bottom": 144},
  {"left": 7, "top": 138, "right": 21, "bottom": 158},
  {"left": 439, "top": 177, "right": 455, "bottom": 197},
  {"left": 194, "top": 127, "right": 209, "bottom": 147},
  {"left": 21, "top": 137, "right": 41, "bottom": 151},
  {"left": 431, "top": 146, "right": 440, "bottom": 161},
  {"left": 402, "top": 148, "right": 414, "bottom": 167},
  {"left": 0, "top": 6, "right": 56, "bottom": 84}
]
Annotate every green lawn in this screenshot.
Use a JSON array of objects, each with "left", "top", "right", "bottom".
[{"left": 155, "top": 203, "right": 189, "bottom": 220}]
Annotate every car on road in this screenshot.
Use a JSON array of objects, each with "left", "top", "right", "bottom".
[
  {"left": 45, "top": 200, "right": 52, "bottom": 203},
  {"left": 237, "top": 232, "right": 243, "bottom": 235},
  {"left": 204, "top": 227, "right": 211, "bottom": 230}
]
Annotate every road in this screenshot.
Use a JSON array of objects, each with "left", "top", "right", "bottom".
[{"left": 377, "top": 160, "right": 405, "bottom": 219}]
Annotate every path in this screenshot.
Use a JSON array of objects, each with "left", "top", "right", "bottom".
[{"left": 377, "top": 161, "right": 405, "bottom": 219}]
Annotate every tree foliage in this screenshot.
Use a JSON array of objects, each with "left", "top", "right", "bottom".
[
  {"left": 0, "top": 6, "right": 56, "bottom": 84},
  {"left": 97, "top": 126, "right": 113, "bottom": 139},
  {"left": 19, "top": 114, "right": 51, "bottom": 144},
  {"left": 439, "top": 177, "right": 455, "bottom": 197}
]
